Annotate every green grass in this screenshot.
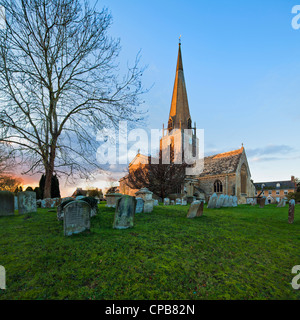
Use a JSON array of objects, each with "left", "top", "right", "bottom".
[{"left": 0, "top": 203, "right": 299, "bottom": 300}]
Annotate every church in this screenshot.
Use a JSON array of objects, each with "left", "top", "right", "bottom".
[{"left": 119, "top": 42, "right": 255, "bottom": 204}]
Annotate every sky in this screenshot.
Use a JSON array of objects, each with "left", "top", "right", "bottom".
[{"left": 20, "top": 0, "right": 300, "bottom": 195}]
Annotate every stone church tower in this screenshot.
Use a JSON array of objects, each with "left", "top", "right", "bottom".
[
  {"left": 119, "top": 41, "right": 255, "bottom": 203},
  {"left": 160, "top": 42, "right": 197, "bottom": 162}
]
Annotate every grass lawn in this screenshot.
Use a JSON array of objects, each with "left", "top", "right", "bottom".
[{"left": 0, "top": 203, "right": 299, "bottom": 300}]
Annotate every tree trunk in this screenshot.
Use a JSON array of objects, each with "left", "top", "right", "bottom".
[
  {"left": 44, "top": 167, "right": 53, "bottom": 199},
  {"left": 43, "top": 145, "right": 56, "bottom": 199}
]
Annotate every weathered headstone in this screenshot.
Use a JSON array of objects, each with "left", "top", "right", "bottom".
[
  {"left": 144, "top": 200, "right": 154, "bottom": 213},
  {"left": 57, "top": 199, "right": 75, "bottom": 221},
  {"left": 288, "top": 199, "right": 295, "bottom": 224},
  {"left": 135, "top": 188, "right": 153, "bottom": 201},
  {"left": 181, "top": 199, "right": 187, "bottom": 206},
  {"left": 106, "top": 193, "right": 123, "bottom": 208},
  {"left": 277, "top": 198, "right": 287, "bottom": 208},
  {"left": 0, "top": 191, "right": 14, "bottom": 216},
  {"left": 81, "top": 197, "right": 98, "bottom": 217},
  {"left": 14, "top": 196, "right": 18, "bottom": 211},
  {"left": 63, "top": 201, "right": 91, "bottom": 236},
  {"left": 228, "top": 196, "right": 233, "bottom": 207},
  {"left": 187, "top": 201, "right": 204, "bottom": 218},
  {"left": 18, "top": 191, "right": 37, "bottom": 215},
  {"left": 176, "top": 198, "right": 182, "bottom": 205},
  {"left": 113, "top": 196, "right": 136, "bottom": 229},
  {"left": 207, "top": 193, "right": 218, "bottom": 209},
  {"left": 232, "top": 196, "right": 238, "bottom": 207},
  {"left": 58, "top": 197, "right": 97, "bottom": 220},
  {"left": 62, "top": 197, "right": 75, "bottom": 202},
  {"left": 154, "top": 199, "right": 159, "bottom": 206},
  {"left": 259, "top": 197, "right": 265, "bottom": 209},
  {"left": 163, "top": 198, "right": 170, "bottom": 206},
  {"left": 216, "top": 194, "right": 225, "bottom": 208},
  {"left": 171, "top": 200, "right": 175, "bottom": 205},
  {"left": 40, "top": 197, "right": 61, "bottom": 209},
  {"left": 135, "top": 198, "right": 144, "bottom": 214},
  {"left": 222, "top": 195, "right": 230, "bottom": 207}
]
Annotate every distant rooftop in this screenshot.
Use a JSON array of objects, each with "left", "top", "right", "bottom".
[{"left": 254, "top": 180, "right": 296, "bottom": 190}]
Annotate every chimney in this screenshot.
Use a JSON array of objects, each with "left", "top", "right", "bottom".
[{"left": 291, "top": 176, "right": 295, "bottom": 182}]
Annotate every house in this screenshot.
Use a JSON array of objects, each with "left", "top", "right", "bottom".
[
  {"left": 71, "top": 188, "right": 89, "bottom": 198},
  {"left": 254, "top": 177, "right": 297, "bottom": 203}
]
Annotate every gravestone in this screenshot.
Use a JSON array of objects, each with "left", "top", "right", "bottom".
[
  {"left": 187, "top": 201, "right": 204, "bottom": 219},
  {"left": 135, "top": 188, "right": 153, "bottom": 201},
  {"left": 106, "top": 193, "right": 123, "bottom": 208},
  {"left": 154, "top": 200, "right": 159, "bottom": 206},
  {"left": 57, "top": 199, "right": 75, "bottom": 221},
  {"left": 207, "top": 193, "right": 218, "bottom": 209},
  {"left": 181, "top": 199, "right": 187, "bottom": 206},
  {"left": 288, "top": 199, "right": 295, "bottom": 224},
  {"left": 176, "top": 198, "right": 182, "bottom": 205},
  {"left": 259, "top": 197, "right": 265, "bottom": 209},
  {"left": 277, "top": 198, "right": 287, "bottom": 208},
  {"left": 14, "top": 196, "right": 18, "bottom": 211},
  {"left": 113, "top": 196, "right": 136, "bottom": 229},
  {"left": 80, "top": 197, "right": 98, "bottom": 217},
  {"left": 228, "top": 196, "right": 234, "bottom": 207},
  {"left": 0, "top": 191, "right": 14, "bottom": 216},
  {"left": 171, "top": 200, "right": 175, "bottom": 205},
  {"left": 40, "top": 197, "right": 61, "bottom": 209},
  {"left": 163, "top": 198, "right": 170, "bottom": 206},
  {"left": 58, "top": 197, "right": 97, "bottom": 221},
  {"left": 232, "top": 196, "right": 238, "bottom": 207},
  {"left": 62, "top": 197, "right": 74, "bottom": 202},
  {"left": 18, "top": 191, "right": 37, "bottom": 215},
  {"left": 222, "top": 195, "right": 230, "bottom": 207},
  {"left": 135, "top": 198, "right": 144, "bottom": 214},
  {"left": 251, "top": 199, "right": 256, "bottom": 206},
  {"left": 144, "top": 200, "right": 154, "bottom": 213},
  {"left": 216, "top": 194, "right": 225, "bottom": 208},
  {"left": 63, "top": 200, "right": 91, "bottom": 236}
]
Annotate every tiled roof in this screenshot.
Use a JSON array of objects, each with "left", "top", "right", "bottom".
[
  {"left": 254, "top": 181, "right": 296, "bottom": 190},
  {"left": 199, "top": 147, "right": 243, "bottom": 177}
]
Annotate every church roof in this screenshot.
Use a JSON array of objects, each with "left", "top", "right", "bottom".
[
  {"left": 199, "top": 147, "right": 244, "bottom": 177},
  {"left": 169, "top": 43, "right": 191, "bottom": 129}
]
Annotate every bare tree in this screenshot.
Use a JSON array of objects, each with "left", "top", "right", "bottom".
[
  {"left": 125, "top": 154, "right": 187, "bottom": 200},
  {"left": 0, "top": 175, "right": 22, "bottom": 192},
  {"left": 0, "top": 0, "right": 146, "bottom": 198}
]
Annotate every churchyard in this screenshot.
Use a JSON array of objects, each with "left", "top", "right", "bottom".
[{"left": 0, "top": 200, "right": 299, "bottom": 300}]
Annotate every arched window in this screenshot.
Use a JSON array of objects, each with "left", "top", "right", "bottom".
[
  {"left": 241, "top": 163, "right": 247, "bottom": 194},
  {"left": 214, "top": 180, "right": 223, "bottom": 193}
]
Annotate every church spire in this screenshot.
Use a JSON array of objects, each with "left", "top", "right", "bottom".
[{"left": 168, "top": 41, "right": 191, "bottom": 131}]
